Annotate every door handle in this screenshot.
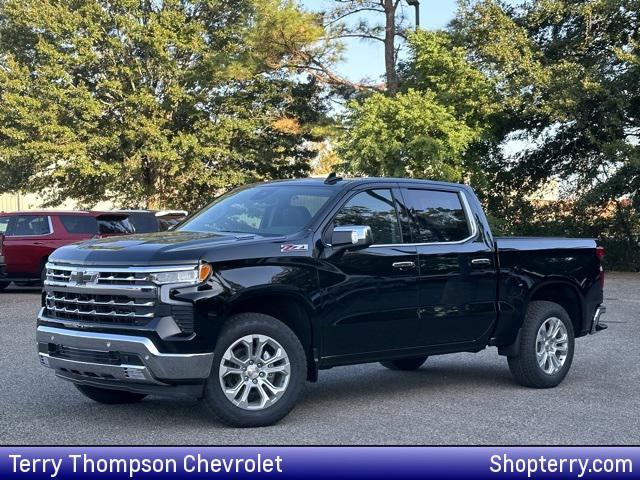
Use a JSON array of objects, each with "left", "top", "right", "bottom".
[
  {"left": 392, "top": 261, "right": 415, "bottom": 269},
  {"left": 471, "top": 258, "right": 491, "bottom": 266}
]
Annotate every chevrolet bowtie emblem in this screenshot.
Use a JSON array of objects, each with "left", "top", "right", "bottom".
[{"left": 68, "top": 270, "right": 98, "bottom": 286}]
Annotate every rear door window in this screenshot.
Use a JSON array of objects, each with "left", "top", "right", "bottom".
[
  {"left": 401, "top": 189, "right": 471, "bottom": 243},
  {"left": 59, "top": 215, "right": 98, "bottom": 234},
  {"left": 9, "top": 215, "right": 51, "bottom": 236}
]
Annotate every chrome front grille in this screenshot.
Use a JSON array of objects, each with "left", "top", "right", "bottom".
[
  {"left": 45, "top": 265, "right": 155, "bottom": 287},
  {"left": 43, "top": 263, "right": 159, "bottom": 326},
  {"left": 47, "top": 268, "right": 73, "bottom": 282},
  {"left": 43, "top": 263, "right": 197, "bottom": 333},
  {"left": 45, "top": 291, "right": 155, "bottom": 325}
]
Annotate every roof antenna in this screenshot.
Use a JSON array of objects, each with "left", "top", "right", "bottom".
[{"left": 324, "top": 172, "right": 342, "bottom": 185}]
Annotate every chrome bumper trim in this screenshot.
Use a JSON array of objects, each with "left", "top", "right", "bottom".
[
  {"left": 590, "top": 306, "right": 606, "bottom": 334},
  {"left": 37, "top": 325, "right": 214, "bottom": 383},
  {"left": 39, "top": 352, "right": 162, "bottom": 384}
]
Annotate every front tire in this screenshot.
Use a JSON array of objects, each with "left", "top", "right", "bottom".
[
  {"left": 203, "top": 313, "right": 306, "bottom": 427},
  {"left": 380, "top": 356, "right": 428, "bottom": 371},
  {"left": 507, "top": 301, "right": 575, "bottom": 388},
  {"left": 74, "top": 384, "right": 147, "bottom": 404}
]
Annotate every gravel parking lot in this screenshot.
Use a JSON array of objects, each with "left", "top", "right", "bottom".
[{"left": 1, "top": 273, "right": 639, "bottom": 445}]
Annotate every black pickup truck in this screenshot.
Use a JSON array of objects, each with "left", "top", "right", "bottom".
[{"left": 37, "top": 177, "right": 607, "bottom": 427}]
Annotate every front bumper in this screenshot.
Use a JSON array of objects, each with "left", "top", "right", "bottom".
[
  {"left": 37, "top": 325, "right": 214, "bottom": 387},
  {"left": 590, "top": 305, "right": 607, "bottom": 334}
]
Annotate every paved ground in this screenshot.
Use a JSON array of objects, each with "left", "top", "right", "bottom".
[{"left": 1, "top": 274, "right": 638, "bottom": 445}]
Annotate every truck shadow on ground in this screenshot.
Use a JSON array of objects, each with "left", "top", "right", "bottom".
[
  {"left": 1, "top": 286, "right": 42, "bottom": 294},
  {"left": 299, "top": 363, "right": 516, "bottom": 404},
  {"left": 42, "top": 362, "right": 517, "bottom": 432}
]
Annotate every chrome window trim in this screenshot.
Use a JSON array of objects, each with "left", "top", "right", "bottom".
[
  {"left": 370, "top": 190, "right": 478, "bottom": 248},
  {"left": 5, "top": 215, "right": 54, "bottom": 237}
]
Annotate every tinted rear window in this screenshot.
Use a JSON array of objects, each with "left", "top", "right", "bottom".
[
  {"left": 60, "top": 215, "right": 98, "bottom": 234},
  {"left": 10, "top": 215, "right": 51, "bottom": 236},
  {"left": 97, "top": 216, "right": 135, "bottom": 234},
  {"left": 126, "top": 212, "right": 159, "bottom": 233},
  {"left": 402, "top": 189, "right": 471, "bottom": 243}
]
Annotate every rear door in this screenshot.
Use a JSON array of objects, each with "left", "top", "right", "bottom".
[
  {"left": 3, "top": 215, "right": 54, "bottom": 276},
  {"left": 399, "top": 187, "right": 497, "bottom": 346},
  {"left": 319, "top": 186, "right": 421, "bottom": 358}
]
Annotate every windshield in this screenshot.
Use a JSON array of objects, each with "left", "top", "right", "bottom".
[{"left": 179, "top": 185, "right": 335, "bottom": 236}]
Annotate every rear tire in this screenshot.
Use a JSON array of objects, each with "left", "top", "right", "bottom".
[
  {"left": 507, "top": 301, "right": 575, "bottom": 388},
  {"left": 203, "top": 313, "right": 306, "bottom": 427},
  {"left": 380, "top": 356, "right": 428, "bottom": 371},
  {"left": 74, "top": 384, "right": 147, "bottom": 404}
]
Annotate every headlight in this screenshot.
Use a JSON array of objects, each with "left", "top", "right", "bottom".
[{"left": 150, "top": 264, "right": 212, "bottom": 285}]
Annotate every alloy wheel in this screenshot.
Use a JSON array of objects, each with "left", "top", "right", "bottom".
[
  {"left": 535, "top": 317, "right": 569, "bottom": 375},
  {"left": 218, "top": 334, "right": 291, "bottom": 410}
]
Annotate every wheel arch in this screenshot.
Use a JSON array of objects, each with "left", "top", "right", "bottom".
[
  {"left": 527, "top": 279, "right": 585, "bottom": 336},
  {"left": 498, "top": 279, "right": 585, "bottom": 356},
  {"left": 223, "top": 289, "right": 318, "bottom": 382}
]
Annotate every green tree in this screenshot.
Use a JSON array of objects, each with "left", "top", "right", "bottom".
[
  {"left": 338, "top": 88, "right": 476, "bottom": 179},
  {"left": 0, "top": 0, "right": 328, "bottom": 210},
  {"left": 452, "top": 0, "right": 640, "bottom": 257},
  {"left": 339, "top": 30, "right": 498, "bottom": 182}
]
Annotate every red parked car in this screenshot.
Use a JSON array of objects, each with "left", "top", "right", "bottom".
[{"left": 0, "top": 211, "right": 134, "bottom": 289}]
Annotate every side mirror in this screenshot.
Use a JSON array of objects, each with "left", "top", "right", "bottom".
[{"left": 331, "top": 226, "right": 373, "bottom": 250}]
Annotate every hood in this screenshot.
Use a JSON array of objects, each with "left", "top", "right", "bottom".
[{"left": 49, "top": 230, "right": 276, "bottom": 266}]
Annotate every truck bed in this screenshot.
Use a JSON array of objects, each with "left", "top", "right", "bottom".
[{"left": 495, "top": 237, "right": 597, "bottom": 251}]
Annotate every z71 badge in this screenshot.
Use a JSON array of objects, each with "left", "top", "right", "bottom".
[{"left": 280, "top": 244, "right": 309, "bottom": 253}]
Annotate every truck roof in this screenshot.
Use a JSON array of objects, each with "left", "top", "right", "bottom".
[
  {"left": 0, "top": 210, "right": 128, "bottom": 217},
  {"left": 259, "top": 177, "right": 469, "bottom": 190}
]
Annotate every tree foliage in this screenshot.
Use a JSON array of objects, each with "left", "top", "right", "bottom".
[
  {"left": 0, "top": 0, "right": 328, "bottom": 210},
  {"left": 452, "top": 0, "right": 640, "bottom": 249},
  {"left": 339, "top": 88, "right": 474, "bottom": 179},
  {"left": 339, "top": 30, "right": 498, "bottom": 182}
]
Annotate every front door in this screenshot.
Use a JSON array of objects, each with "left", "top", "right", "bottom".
[
  {"left": 399, "top": 187, "right": 497, "bottom": 346},
  {"left": 319, "top": 188, "right": 420, "bottom": 359}
]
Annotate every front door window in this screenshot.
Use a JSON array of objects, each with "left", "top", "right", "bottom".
[{"left": 333, "top": 189, "right": 401, "bottom": 245}]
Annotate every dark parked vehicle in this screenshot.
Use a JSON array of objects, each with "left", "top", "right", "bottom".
[
  {"left": 118, "top": 210, "right": 188, "bottom": 233},
  {"left": 0, "top": 211, "right": 134, "bottom": 288},
  {"left": 37, "top": 177, "right": 607, "bottom": 427}
]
